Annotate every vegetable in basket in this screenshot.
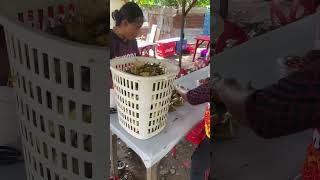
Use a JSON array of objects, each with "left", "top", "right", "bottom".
[{"left": 125, "top": 60, "right": 165, "bottom": 77}]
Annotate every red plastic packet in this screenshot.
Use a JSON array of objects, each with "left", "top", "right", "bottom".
[{"left": 186, "top": 119, "right": 206, "bottom": 145}]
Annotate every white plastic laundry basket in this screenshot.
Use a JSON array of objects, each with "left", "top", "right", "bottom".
[
  {"left": 0, "top": 2, "right": 109, "bottom": 180},
  {"left": 110, "top": 57, "right": 178, "bottom": 140}
]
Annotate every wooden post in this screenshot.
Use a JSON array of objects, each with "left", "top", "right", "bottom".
[
  {"left": 146, "top": 163, "right": 159, "bottom": 180},
  {"left": 178, "top": 0, "right": 186, "bottom": 68}
]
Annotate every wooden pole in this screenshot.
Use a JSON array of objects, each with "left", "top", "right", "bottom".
[{"left": 178, "top": 0, "right": 186, "bottom": 68}]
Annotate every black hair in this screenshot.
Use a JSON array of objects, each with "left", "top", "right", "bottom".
[{"left": 112, "top": 2, "right": 144, "bottom": 26}]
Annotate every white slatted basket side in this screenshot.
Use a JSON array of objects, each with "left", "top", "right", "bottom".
[
  {"left": 1, "top": 10, "right": 109, "bottom": 180},
  {"left": 110, "top": 57, "right": 178, "bottom": 140}
]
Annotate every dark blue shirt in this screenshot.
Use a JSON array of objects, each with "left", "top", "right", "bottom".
[{"left": 109, "top": 30, "right": 140, "bottom": 59}]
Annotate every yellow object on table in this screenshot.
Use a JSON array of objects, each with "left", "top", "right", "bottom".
[{"left": 204, "top": 103, "right": 210, "bottom": 138}]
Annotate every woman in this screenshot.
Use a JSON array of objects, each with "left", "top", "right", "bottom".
[
  {"left": 110, "top": 2, "right": 144, "bottom": 59},
  {"left": 217, "top": 28, "right": 320, "bottom": 179},
  {"left": 175, "top": 78, "right": 211, "bottom": 180}
]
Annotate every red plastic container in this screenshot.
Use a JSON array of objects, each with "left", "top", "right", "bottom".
[
  {"left": 185, "top": 119, "right": 206, "bottom": 145},
  {"left": 156, "top": 41, "right": 176, "bottom": 58}
]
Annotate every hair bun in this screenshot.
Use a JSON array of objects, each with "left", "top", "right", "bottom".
[{"left": 112, "top": 10, "right": 122, "bottom": 22}]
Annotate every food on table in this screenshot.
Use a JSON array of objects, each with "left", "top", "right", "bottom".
[
  {"left": 284, "top": 55, "right": 305, "bottom": 69},
  {"left": 125, "top": 60, "right": 165, "bottom": 76},
  {"left": 169, "top": 90, "right": 184, "bottom": 112}
]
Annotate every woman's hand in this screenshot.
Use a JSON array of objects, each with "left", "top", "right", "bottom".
[
  {"left": 217, "top": 78, "right": 251, "bottom": 126},
  {"left": 174, "top": 85, "right": 189, "bottom": 102},
  {"left": 199, "top": 78, "right": 209, "bottom": 85}
]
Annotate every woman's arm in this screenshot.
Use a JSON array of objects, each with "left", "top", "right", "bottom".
[
  {"left": 175, "top": 83, "right": 210, "bottom": 106},
  {"left": 245, "top": 67, "right": 320, "bottom": 138},
  {"left": 186, "top": 83, "right": 210, "bottom": 105},
  {"left": 219, "top": 63, "right": 320, "bottom": 139}
]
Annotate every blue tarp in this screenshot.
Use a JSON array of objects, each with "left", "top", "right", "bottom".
[{"left": 203, "top": 8, "right": 210, "bottom": 36}]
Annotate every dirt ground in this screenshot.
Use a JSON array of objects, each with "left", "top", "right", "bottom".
[{"left": 116, "top": 138, "right": 197, "bottom": 180}]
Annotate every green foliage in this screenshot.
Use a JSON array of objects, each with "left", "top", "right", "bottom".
[{"left": 135, "top": 0, "right": 209, "bottom": 7}]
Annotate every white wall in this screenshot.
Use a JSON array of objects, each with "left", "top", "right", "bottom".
[{"left": 110, "top": 0, "right": 126, "bottom": 29}]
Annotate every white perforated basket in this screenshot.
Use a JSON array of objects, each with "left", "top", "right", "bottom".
[
  {"left": 110, "top": 57, "right": 178, "bottom": 140},
  {"left": 0, "top": 2, "right": 109, "bottom": 180}
]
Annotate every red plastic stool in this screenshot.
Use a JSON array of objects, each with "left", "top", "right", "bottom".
[
  {"left": 172, "top": 119, "right": 206, "bottom": 158},
  {"left": 270, "top": 0, "right": 317, "bottom": 28},
  {"left": 110, "top": 177, "right": 120, "bottom": 180},
  {"left": 215, "top": 21, "right": 249, "bottom": 54},
  {"left": 176, "top": 68, "right": 188, "bottom": 79},
  {"left": 186, "top": 119, "right": 206, "bottom": 145}
]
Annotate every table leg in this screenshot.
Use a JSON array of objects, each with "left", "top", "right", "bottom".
[
  {"left": 172, "top": 146, "right": 177, "bottom": 159},
  {"left": 206, "top": 41, "right": 210, "bottom": 50},
  {"left": 146, "top": 163, "right": 159, "bottom": 180},
  {"left": 192, "top": 40, "right": 200, "bottom": 62},
  {"left": 110, "top": 133, "right": 118, "bottom": 177},
  {"left": 140, "top": 47, "right": 146, "bottom": 57}
]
